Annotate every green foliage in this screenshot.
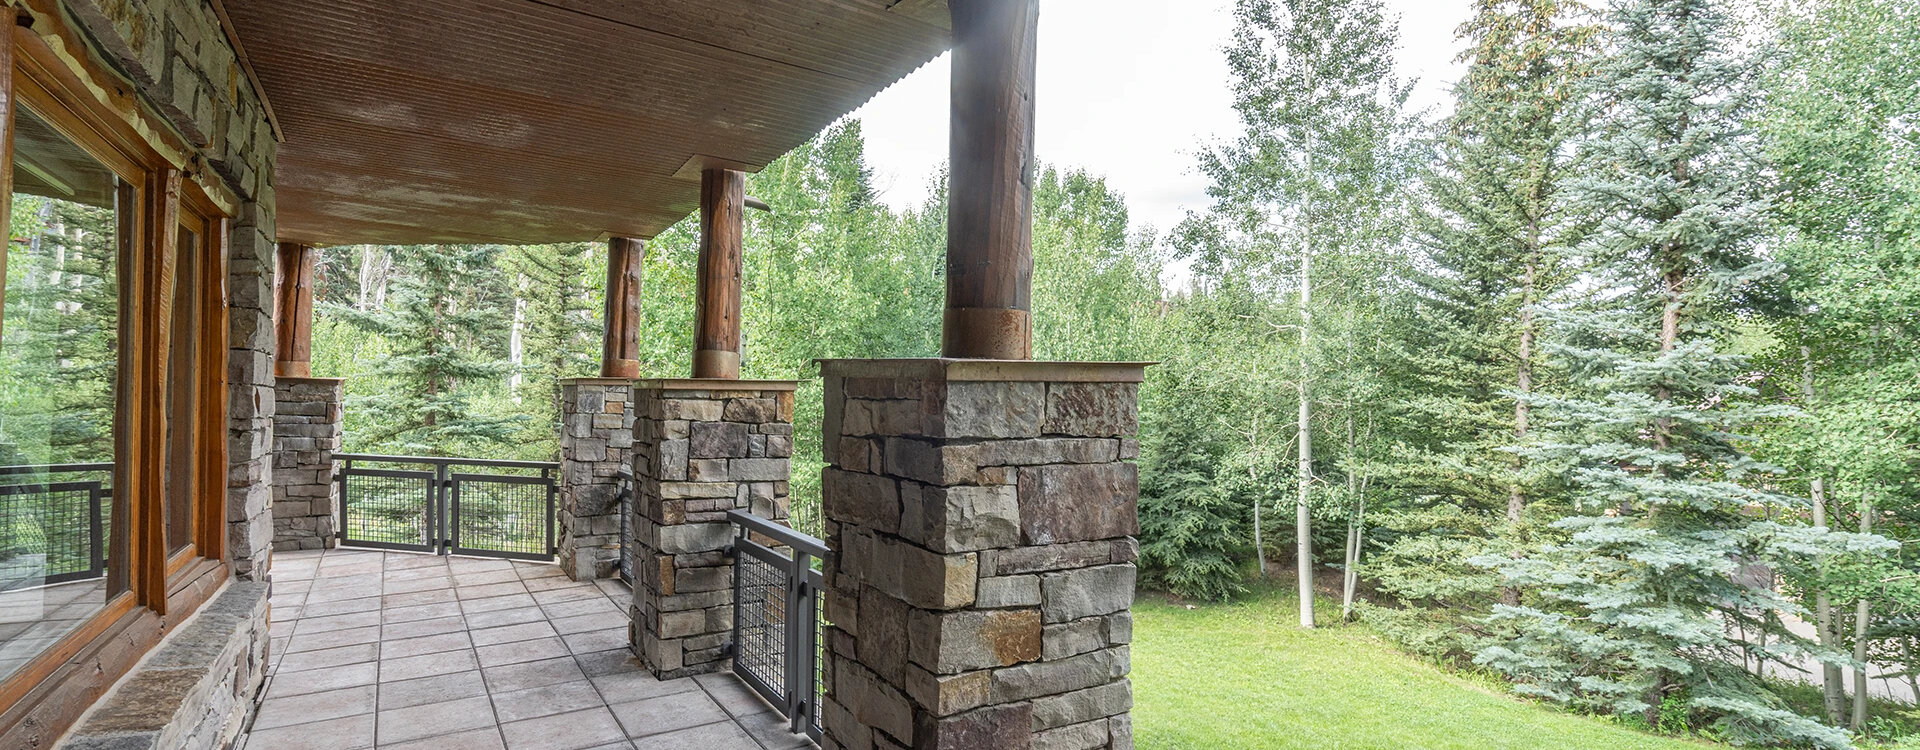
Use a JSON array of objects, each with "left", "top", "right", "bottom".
[
  {"left": 329, "top": 244, "right": 525, "bottom": 456},
  {"left": 0, "top": 196, "right": 119, "bottom": 465}
]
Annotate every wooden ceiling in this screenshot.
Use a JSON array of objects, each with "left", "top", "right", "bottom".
[{"left": 221, "top": 0, "right": 951, "bottom": 246}]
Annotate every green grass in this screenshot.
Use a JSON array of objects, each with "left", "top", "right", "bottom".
[{"left": 1132, "top": 583, "right": 1712, "bottom": 750}]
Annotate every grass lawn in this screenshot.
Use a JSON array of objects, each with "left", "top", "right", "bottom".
[{"left": 1131, "top": 583, "right": 1712, "bottom": 750}]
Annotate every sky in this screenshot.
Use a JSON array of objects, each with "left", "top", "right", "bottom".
[{"left": 847, "top": 0, "right": 1475, "bottom": 240}]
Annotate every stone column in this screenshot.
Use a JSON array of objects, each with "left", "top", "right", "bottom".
[
  {"left": 629, "top": 379, "right": 795, "bottom": 678},
  {"left": 270, "top": 377, "right": 343, "bottom": 550},
  {"left": 817, "top": 359, "right": 1144, "bottom": 750},
  {"left": 226, "top": 201, "right": 278, "bottom": 580},
  {"left": 558, "top": 378, "right": 636, "bottom": 581}
]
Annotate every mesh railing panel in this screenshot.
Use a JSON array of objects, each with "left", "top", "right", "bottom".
[
  {"left": 342, "top": 473, "right": 433, "bottom": 547},
  {"left": 0, "top": 481, "right": 106, "bottom": 584},
  {"left": 452, "top": 478, "right": 549, "bottom": 556},
  {"left": 735, "top": 551, "right": 789, "bottom": 703}
]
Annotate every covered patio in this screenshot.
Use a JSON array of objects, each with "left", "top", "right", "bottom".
[{"left": 249, "top": 548, "right": 806, "bottom": 750}]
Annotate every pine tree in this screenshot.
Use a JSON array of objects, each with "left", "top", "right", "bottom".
[
  {"left": 1474, "top": 1, "right": 1887, "bottom": 745},
  {"left": 333, "top": 244, "right": 524, "bottom": 456},
  {"left": 506, "top": 242, "right": 603, "bottom": 459},
  {"left": 1366, "top": 0, "right": 1596, "bottom": 658}
]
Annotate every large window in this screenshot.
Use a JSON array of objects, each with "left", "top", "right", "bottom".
[{"left": 0, "top": 104, "right": 125, "bottom": 683}]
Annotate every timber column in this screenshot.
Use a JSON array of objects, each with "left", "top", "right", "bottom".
[
  {"left": 693, "top": 169, "right": 746, "bottom": 378},
  {"left": 273, "top": 242, "right": 315, "bottom": 378},
  {"left": 820, "top": 1, "right": 1145, "bottom": 748}
]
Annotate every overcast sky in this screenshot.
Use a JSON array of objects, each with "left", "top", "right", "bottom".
[{"left": 847, "top": 0, "right": 1474, "bottom": 239}]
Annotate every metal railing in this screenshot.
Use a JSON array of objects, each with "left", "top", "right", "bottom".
[
  {"left": 728, "top": 509, "right": 827, "bottom": 742},
  {"left": 0, "top": 463, "right": 112, "bottom": 588},
  {"left": 616, "top": 466, "right": 635, "bottom": 581},
  {"left": 336, "top": 454, "right": 558, "bottom": 561}
]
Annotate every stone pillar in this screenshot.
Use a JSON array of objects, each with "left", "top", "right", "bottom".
[
  {"left": 558, "top": 378, "right": 636, "bottom": 581},
  {"left": 629, "top": 379, "right": 795, "bottom": 678},
  {"left": 270, "top": 377, "right": 343, "bottom": 550},
  {"left": 817, "top": 359, "right": 1145, "bottom": 750},
  {"left": 226, "top": 201, "right": 277, "bottom": 580}
]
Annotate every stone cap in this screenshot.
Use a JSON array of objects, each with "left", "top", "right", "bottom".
[
  {"left": 817, "top": 359, "right": 1153, "bottom": 384},
  {"left": 632, "top": 378, "right": 800, "bottom": 391},
  {"left": 557, "top": 377, "right": 637, "bottom": 386},
  {"left": 275, "top": 376, "right": 347, "bottom": 384}
]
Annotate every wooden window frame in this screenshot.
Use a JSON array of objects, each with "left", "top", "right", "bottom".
[{"left": 0, "top": 14, "right": 235, "bottom": 742}]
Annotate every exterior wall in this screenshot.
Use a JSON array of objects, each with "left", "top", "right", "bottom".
[
  {"left": 271, "top": 378, "right": 342, "bottom": 550},
  {"left": 58, "top": 0, "right": 282, "bottom": 581},
  {"left": 59, "top": 582, "right": 272, "bottom": 750},
  {"left": 558, "top": 379, "right": 636, "bottom": 581},
  {"left": 817, "top": 359, "right": 1145, "bottom": 750},
  {"left": 629, "top": 380, "right": 795, "bottom": 679}
]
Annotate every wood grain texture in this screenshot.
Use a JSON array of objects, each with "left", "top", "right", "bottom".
[
  {"left": 219, "top": 0, "right": 950, "bottom": 245},
  {"left": 274, "top": 242, "right": 313, "bottom": 378},
  {"left": 943, "top": 0, "right": 1036, "bottom": 360},
  {"left": 601, "top": 236, "right": 645, "bottom": 378},
  {"left": 693, "top": 168, "right": 744, "bottom": 379}
]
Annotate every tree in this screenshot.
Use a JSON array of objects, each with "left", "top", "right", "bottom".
[
  {"left": 1475, "top": 1, "right": 1887, "bottom": 745},
  {"left": 1364, "top": 0, "right": 1596, "bottom": 655},
  {"left": 505, "top": 242, "right": 603, "bottom": 458},
  {"left": 1189, "top": 0, "right": 1413, "bottom": 627},
  {"left": 1754, "top": 0, "right": 1920, "bottom": 730},
  {"left": 332, "top": 244, "right": 524, "bottom": 456},
  {"left": 0, "top": 196, "right": 119, "bottom": 465}
]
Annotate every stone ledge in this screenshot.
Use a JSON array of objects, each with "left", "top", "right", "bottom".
[
  {"left": 633, "top": 378, "right": 800, "bottom": 392},
  {"left": 62, "top": 581, "right": 271, "bottom": 750},
  {"left": 270, "top": 376, "right": 347, "bottom": 384},
  {"left": 819, "top": 359, "right": 1152, "bottom": 384},
  {"left": 557, "top": 377, "right": 638, "bottom": 386}
]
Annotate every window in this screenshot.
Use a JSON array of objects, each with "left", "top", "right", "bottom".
[
  {"left": 165, "top": 206, "right": 222, "bottom": 561},
  {"left": 0, "top": 104, "right": 125, "bottom": 683}
]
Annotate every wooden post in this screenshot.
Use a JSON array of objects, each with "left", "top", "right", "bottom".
[
  {"left": 274, "top": 242, "right": 314, "bottom": 378},
  {"left": 943, "top": 0, "right": 1037, "bottom": 360},
  {"left": 601, "top": 237, "right": 645, "bottom": 378},
  {"left": 693, "top": 168, "right": 745, "bottom": 379}
]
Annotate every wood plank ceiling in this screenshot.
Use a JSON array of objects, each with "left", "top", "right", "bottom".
[{"left": 221, "top": 0, "right": 951, "bottom": 246}]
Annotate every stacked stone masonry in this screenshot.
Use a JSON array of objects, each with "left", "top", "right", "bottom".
[
  {"left": 270, "top": 378, "right": 343, "bottom": 550},
  {"left": 61, "top": 582, "right": 271, "bottom": 750},
  {"left": 628, "top": 380, "right": 796, "bottom": 679},
  {"left": 818, "top": 359, "right": 1146, "bottom": 750},
  {"left": 559, "top": 379, "right": 637, "bottom": 581}
]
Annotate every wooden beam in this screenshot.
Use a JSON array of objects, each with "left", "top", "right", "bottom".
[
  {"left": 943, "top": 0, "right": 1037, "bottom": 360},
  {"left": 692, "top": 168, "right": 744, "bottom": 379},
  {"left": 273, "top": 242, "right": 314, "bottom": 378},
  {"left": 601, "top": 236, "right": 645, "bottom": 378}
]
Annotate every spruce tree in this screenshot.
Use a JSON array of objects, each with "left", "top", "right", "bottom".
[
  {"left": 334, "top": 244, "right": 523, "bottom": 456},
  {"left": 506, "top": 242, "right": 602, "bottom": 458},
  {"left": 1367, "top": 0, "right": 1596, "bottom": 659},
  {"left": 1474, "top": 1, "right": 1886, "bottom": 745}
]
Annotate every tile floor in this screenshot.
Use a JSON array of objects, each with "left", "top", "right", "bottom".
[{"left": 246, "top": 548, "right": 811, "bottom": 750}]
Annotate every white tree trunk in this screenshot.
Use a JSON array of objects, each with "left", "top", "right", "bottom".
[
  {"left": 1296, "top": 250, "right": 1315, "bottom": 629},
  {"left": 1851, "top": 491, "right": 1874, "bottom": 731}
]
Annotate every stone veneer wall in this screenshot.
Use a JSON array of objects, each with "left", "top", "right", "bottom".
[
  {"left": 817, "top": 359, "right": 1145, "bottom": 750},
  {"left": 629, "top": 380, "right": 795, "bottom": 678},
  {"left": 61, "top": 582, "right": 271, "bottom": 750},
  {"left": 56, "top": 0, "right": 282, "bottom": 581},
  {"left": 558, "top": 379, "right": 636, "bottom": 581},
  {"left": 271, "top": 378, "right": 343, "bottom": 550}
]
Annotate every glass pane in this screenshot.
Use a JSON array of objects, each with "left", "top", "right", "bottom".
[
  {"left": 0, "top": 106, "right": 121, "bottom": 683},
  {"left": 166, "top": 224, "right": 198, "bottom": 555}
]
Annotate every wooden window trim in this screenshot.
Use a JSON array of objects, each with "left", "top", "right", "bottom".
[{"left": 0, "top": 12, "right": 238, "bottom": 741}]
